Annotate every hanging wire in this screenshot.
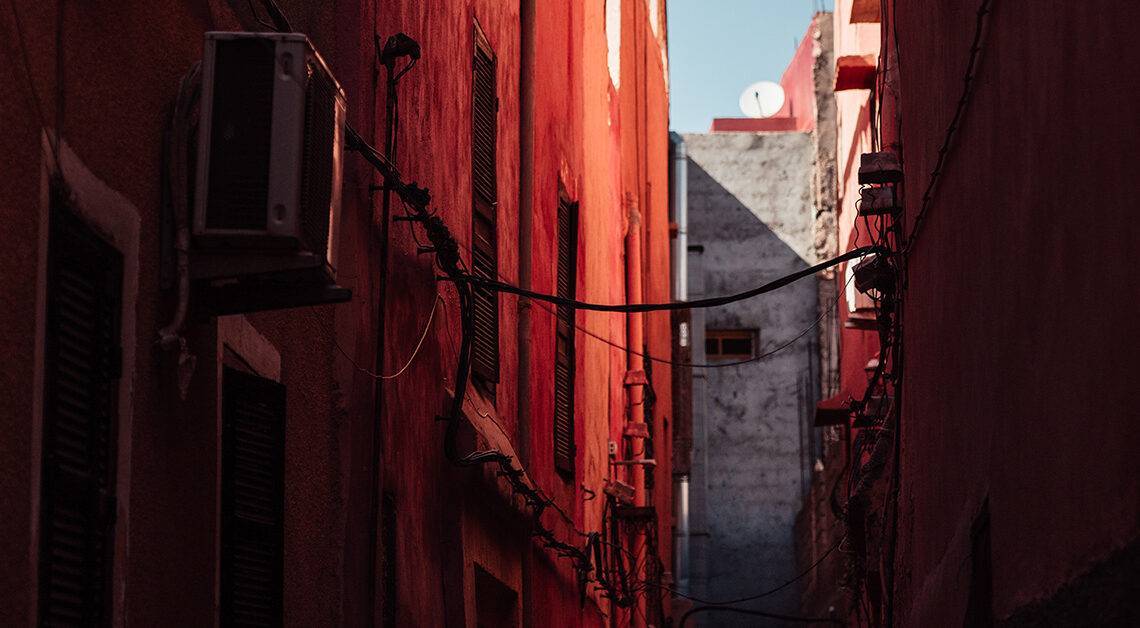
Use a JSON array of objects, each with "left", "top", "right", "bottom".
[
  {"left": 457, "top": 245, "right": 883, "bottom": 314},
  {"left": 902, "top": 0, "right": 995, "bottom": 255},
  {"left": 334, "top": 294, "right": 442, "bottom": 380}
]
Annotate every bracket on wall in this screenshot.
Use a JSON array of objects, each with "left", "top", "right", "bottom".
[
  {"left": 623, "top": 370, "right": 648, "bottom": 386},
  {"left": 193, "top": 267, "right": 350, "bottom": 317}
]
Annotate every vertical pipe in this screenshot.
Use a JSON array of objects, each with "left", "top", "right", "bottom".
[
  {"left": 625, "top": 195, "right": 647, "bottom": 628},
  {"left": 673, "top": 474, "right": 690, "bottom": 594},
  {"left": 670, "top": 133, "right": 687, "bottom": 302},
  {"left": 668, "top": 132, "right": 691, "bottom": 598},
  {"left": 518, "top": 1, "right": 536, "bottom": 626}
]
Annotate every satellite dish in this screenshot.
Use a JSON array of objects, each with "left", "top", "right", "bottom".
[{"left": 739, "top": 81, "right": 785, "bottom": 118}]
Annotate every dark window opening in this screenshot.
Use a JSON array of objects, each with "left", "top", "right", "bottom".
[
  {"left": 471, "top": 21, "right": 500, "bottom": 392},
  {"left": 221, "top": 367, "right": 285, "bottom": 627},
  {"left": 964, "top": 500, "right": 994, "bottom": 627},
  {"left": 704, "top": 329, "right": 758, "bottom": 361},
  {"left": 554, "top": 195, "right": 579, "bottom": 475},
  {"left": 39, "top": 203, "right": 123, "bottom": 627}
]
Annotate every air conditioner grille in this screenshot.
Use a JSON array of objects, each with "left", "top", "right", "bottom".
[
  {"left": 205, "top": 38, "right": 275, "bottom": 232},
  {"left": 299, "top": 61, "right": 337, "bottom": 256}
]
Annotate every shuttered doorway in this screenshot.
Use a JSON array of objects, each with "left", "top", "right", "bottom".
[
  {"left": 39, "top": 204, "right": 123, "bottom": 626},
  {"left": 221, "top": 367, "right": 285, "bottom": 627}
]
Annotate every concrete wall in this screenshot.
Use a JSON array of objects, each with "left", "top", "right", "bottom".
[{"left": 684, "top": 131, "right": 818, "bottom": 620}]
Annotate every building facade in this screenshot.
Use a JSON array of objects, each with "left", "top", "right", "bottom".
[
  {"left": 0, "top": 1, "right": 675, "bottom": 625},
  {"left": 675, "top": 15, "right": 836, "bottom": 623},
  {"left": 797, "top": 1, "right": 1140, "bottom": 625}
]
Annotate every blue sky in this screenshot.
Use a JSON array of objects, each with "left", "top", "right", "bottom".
[{"left": 667, "top": 0, "right": 833, "bottom": 133}]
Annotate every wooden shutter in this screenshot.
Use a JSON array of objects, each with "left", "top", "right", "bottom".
[
  {"left": 39, "top": 205, "right": 122, "bottom": 626},
  {"left": 471, "top": 25, "right": 499, "bottom": 386},
  {"left": 221, "top": 367, "right": 285, "bottom": 627},
  {"left": 554, "top": 197, "right": 578, "bottom": 473}
]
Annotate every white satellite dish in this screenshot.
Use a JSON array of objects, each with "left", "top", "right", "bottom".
[{"left": 739, "top": 81, "right": 785, "bottom": 118}]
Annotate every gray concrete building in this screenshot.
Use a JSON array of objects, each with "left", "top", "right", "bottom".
[{"left": 677, "top": 14, "right": 835, "bottom": 625}]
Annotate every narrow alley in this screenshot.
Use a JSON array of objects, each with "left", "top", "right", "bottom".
[{"left": 0, "top": 1, "right": 1137, "bottom": 626}]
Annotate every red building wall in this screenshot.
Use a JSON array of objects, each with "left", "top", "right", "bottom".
[
  {"left": 884, "top": 2, "right": 1140, "bottom": 623},
  {"left": 800, "top": 1, "right": 1140, "bottom": 624},
  {"left": 0, "top": 0, "right": 672, "bottom": 625}
]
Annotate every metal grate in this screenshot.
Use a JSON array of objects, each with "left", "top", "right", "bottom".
[
  {"left": 299, "top": 59, "right": 337, "bottom": 257},
  {"left": 554, "top": 197, "right": 578, "bottom": 473},
  {"left": 205, "top": 38, "right": 275, "bottom": 232},
  {"left": 39, "top": 204, "right": 122, "bottom": 627},
  {"left": 221, "top": 367, "right": 285, "bottom": 627},
  {"left": 470, "top": 29, "right": 499, "bottom": 386}
]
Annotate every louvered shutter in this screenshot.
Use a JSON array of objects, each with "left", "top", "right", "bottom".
[
  {"left": 553, "top": 198, "right": 578, "bottom": 474},
  {"left": 39, "top": 206, "right": 122, "bottom": 626},
  {"left": 221, "top": 367, "right": 285, "bottom": 627},
  {"left": 471, "top": 27, "right": 499, "bottom": 386}
]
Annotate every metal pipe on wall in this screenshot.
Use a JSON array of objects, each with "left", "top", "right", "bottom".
[
  {"left": 670, "top": 132, "right": 688, "bottom": 302},
  {"left": 669, "top": 132, "right": 691, "bottom": 597},
  {"left": 518, "top": 0, "right": 536, "bottom": 626},
  {"left": 625, "top": 194, "right": 647, "bottom": 628},
  {"left": 673, "top": 474, "right": 690, "bottom": 594}
]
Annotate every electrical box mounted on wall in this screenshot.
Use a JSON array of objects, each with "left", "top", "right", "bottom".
[{"left": 189, "top": 31, "right": 350, "bottom": 314}]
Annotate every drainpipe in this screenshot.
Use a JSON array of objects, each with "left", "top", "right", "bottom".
[
  {"left": 669, "top": 132, "right": 687, "bottom": 302},
  {"left": 625, "top": 194, "right": 647, "bottom": 628},
  {"left": 669, "top": 132, "right": 690, "bottom": 596},
  {"left": 518, "top": 1, "right": 536, "bottom": 626}
]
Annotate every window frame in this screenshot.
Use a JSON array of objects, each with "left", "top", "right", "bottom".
[
  {"left": 704, "top": 328, "right": 759, "bottom": 361},
  {"left": 553, "top": 192, "right": 579, "bottom": 476},
  {"left": 470, "top": 19, "right": 500, "bottom": 391}
]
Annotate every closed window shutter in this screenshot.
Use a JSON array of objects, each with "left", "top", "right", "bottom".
[
  {"left": 221, "top": 367, "right": 285, "bottom": 627},
  {"left": 39, "top": 206, "right": 122, "bottom": 626},
  {"left": 554, "top": 198, "right": 578, "bottom": 474},
  {"left": 471, "top": 27, "right": 499, "bottom": 386}
]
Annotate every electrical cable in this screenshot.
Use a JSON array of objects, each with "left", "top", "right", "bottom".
[
  {"left": 457, "top": 245, "right": 884, "bottom": 314},
  {"left": 440, "top": 234, "right": 852, "bottom": 370},
  {"left": 650, "top": 535, "right": 844, "bottom": 607},
  {"left": 679, "top": 605, "right": 844, "bottom": 627},
  {"left": 334, "top": 294, "right": 441, "bottom": 380},
  {"left": 902, "top": 0, "right": 994, "bottom": 255}
]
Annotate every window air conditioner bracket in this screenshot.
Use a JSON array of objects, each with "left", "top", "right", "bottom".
[{"left": 193, "top": 268, "right": 350, "bottom": 317}]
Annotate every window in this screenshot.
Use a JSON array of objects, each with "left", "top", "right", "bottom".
[
  {"left": 471, "top": 21, "right": 499, "bottom": 390},
  {"left": 704, "top": 329, "right": 757, "bottom": 361},
  {"left": 220, "top": 367, "right": 285, "bottom": 626},
  {"left": 554, "top": 195, "right": 579, "bottom": 474},
  {"left": 39, "top": 204, "right": 122, "bottom": 626}
]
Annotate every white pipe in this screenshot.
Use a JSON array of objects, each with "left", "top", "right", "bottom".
[
  {"left": 673, "top": 474, "right": 690, "bottom": 594},
  {"left": 670, "top": 132, "right": 688, "bottom": 301},
  {"left": 158, "top": 65, "right": 200, "bottom": 350}
]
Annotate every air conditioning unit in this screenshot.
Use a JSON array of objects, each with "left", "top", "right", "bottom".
[{"left": 193, "top": 31, "right": 345, "bottom": 277}]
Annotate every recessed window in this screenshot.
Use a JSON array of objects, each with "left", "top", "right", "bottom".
[
  {"left": 705, "top": 329, "right": 758, "bottom": 361},
  {"left": 471, "top": 20, "right": 500, "bottom": 391},
  {"left": 553, "top": 194, "right": 578, "bottom": 475}
]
